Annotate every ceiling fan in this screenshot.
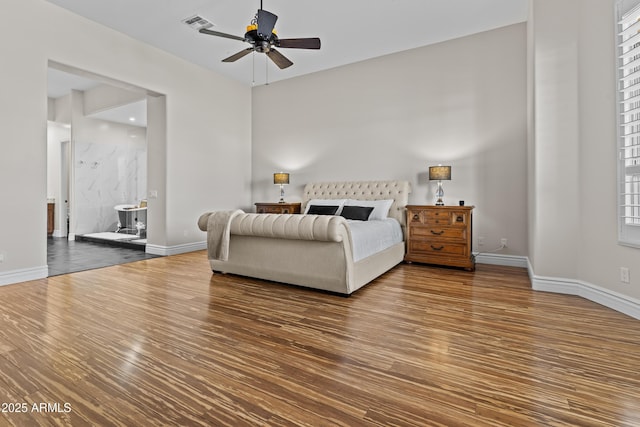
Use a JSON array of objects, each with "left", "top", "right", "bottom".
[{"left": 199, "top": 2, "right": 321, "bottom": 69}]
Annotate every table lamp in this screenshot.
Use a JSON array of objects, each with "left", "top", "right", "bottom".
[
  {"left": 273, "top": 172, "right": 290, "bottom": 203},
  {"left": 429, "top": 165, "right": 451, "bottom": 206}
]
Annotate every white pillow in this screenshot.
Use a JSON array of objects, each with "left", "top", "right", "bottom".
[
  {"left": 344, "top": 199, "right": 394, "bottom": 221},
  {"left": 304, "top": 198, "right": 348, "bottom": 215}
]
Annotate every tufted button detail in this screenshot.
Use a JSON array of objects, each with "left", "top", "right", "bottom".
[{"left": 301, "top": 180, "right": 410, "bottom": 227}]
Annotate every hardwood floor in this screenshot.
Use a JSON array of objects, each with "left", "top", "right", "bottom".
[{"left": 1, "top": 251, "right": 639, "bottom": 426}]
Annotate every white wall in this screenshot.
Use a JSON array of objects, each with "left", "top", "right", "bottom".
[
  {"left": 529, "top": 0, "right": 640, "bottom": 306},
  {"left": 529, "top": 0, "right": 581, "bottom": 279},
  {"left": 0, "top": 0, "right": 251, "bottom": 283},
  {"left": 252, "top": 24, "right": 528, "bottom": 256},
  {"left": 577, "top": 0, "right": 640, "bottom": 297}
]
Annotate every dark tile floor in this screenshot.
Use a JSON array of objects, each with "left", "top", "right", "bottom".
[{"left": 47, "top": 237, "right": 159, "bottom": 276}]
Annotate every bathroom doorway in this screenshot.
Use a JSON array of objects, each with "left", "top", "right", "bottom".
[{"left": 46, "top": 63, "right": 163, "bottom": 275}]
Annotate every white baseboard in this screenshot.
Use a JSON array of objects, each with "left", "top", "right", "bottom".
[
  {"left": 0, "top": 266, "right": 48, "bottom": 286},
  {"left": 52, "top": 229, "right": 65, "bottom": 238},
  {"left": 527, "top": 259, "right": 640, "bottom": 320},
  {"left": 475, "top": 252, "right": 528, "bottom": 268},
  {"left": 146, "top": 241, "right": 206, "bottom": 256},
  {"left": 0, "top": 241, "right": 207, "bottom": 286}
]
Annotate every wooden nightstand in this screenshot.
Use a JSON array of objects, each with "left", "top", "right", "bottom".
[
  {"left": 254, "top": 202, "right": 301, "bottom": 214},
  {"left": 404, "top": 205, "right": 475, "bottom": 271}
]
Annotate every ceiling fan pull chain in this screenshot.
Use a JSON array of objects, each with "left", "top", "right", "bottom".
[{"left": 252, "top": 51, "right": 256, "bottom": 86}]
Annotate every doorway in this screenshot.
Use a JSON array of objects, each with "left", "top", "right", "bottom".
[{"left": 46, "top": 62, "right": 165, "bottom": 276}]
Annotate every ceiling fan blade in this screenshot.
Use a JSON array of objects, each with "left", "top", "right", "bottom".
[
  {"left": 222, "top": 48, "right": 254, "bottom": 63},
  {"left": 199, "top": 28, "right": 245, "bottom": 42},
  {"left": 277, "top": 38, "right": 321, "bottom": 50},
  {"left": 266, "top": 48, "right": 293, "bottom": 69},
  {"left": 257, "top": 9, "right": 278, "bottom": 39}
]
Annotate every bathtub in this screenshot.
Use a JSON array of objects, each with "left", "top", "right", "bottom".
[{"left": 114, "top": 204, "right": 147, "bottom": 235}]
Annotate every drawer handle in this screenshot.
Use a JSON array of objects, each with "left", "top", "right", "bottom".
[
  {"left": 412, "top": 214, "right": 420, "bottom": 220},
  {"left": 456, "top": 216, "right": 464, "bottom": 222},
  {"left": 430, "top": 230, "right": 444, "bottom": 235},
  {"left": 431, "top": 245, "right": 445, "bottom": 251}
]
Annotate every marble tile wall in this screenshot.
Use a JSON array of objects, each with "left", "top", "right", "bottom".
[{"left": 74, "top": 138, "right": 146, "bottom": 234}]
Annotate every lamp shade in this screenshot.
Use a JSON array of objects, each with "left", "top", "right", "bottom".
[
  {"left": 273, "top": 172, "right": 290, "bottom": 185},
  {"left": 429, "top": 166, "right": 451, "bottom": 181}
]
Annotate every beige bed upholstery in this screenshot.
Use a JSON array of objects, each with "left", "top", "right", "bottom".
[
  {"left": 302, "top": 180, "right": 410, "bottom": 237},
  {"left": 203, "top": 180, "right": 411, "bottom": 295}
]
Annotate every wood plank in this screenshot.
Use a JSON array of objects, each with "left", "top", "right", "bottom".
[{"left": 0, "top": 251, "right": 638, "bottom": 425}]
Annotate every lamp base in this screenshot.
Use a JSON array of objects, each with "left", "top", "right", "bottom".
[
  {"left": 434, "top": 181, "right": 445, "bottom": 206},
  {"left": 278, "top": 198, "right": 285, "bottom": 203}
]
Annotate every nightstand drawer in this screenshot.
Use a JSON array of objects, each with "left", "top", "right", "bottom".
[
  {"left": 410, "top": 241, "right": 468, "bottom": 256},
  {"left": 408, "top": 211, "right": 426, "bottom": 225},
  {"left": 425, "top": 210, "right": 449, "bottom": 225},
  {"left": 425, "top": 210, "right": 468, "bottom": 226},
  {"left": 410, "top": 226, "right": 466, "bottom": 241}
]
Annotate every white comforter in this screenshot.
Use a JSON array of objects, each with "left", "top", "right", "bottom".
[{"left": 347, "top": 218, "right": 403, "bottom": 262}]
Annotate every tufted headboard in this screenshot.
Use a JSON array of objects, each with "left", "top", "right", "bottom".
[{"left": 302, "top": 180, "right": 412, "bottom": 232}]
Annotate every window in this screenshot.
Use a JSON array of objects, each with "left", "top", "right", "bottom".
[{"left": 617, "top": 0, "right": 640, "bottom": 246}]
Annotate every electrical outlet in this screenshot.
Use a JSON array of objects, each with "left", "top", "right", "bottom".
[
  {"left": 478, "top": 236, "right": 485, "bottom": 246},
  {"left": 500, "top": 238, "right": 508, "bottom": 247},
  {"left": 621, "top": 267, "right": 630, "bottom": 284}
]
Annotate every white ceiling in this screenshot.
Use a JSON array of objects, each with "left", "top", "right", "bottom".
[
  {"left": 46, "top": 0, "right": 528, "bottom": 86},
  {"left": 87, "top": 100, "right": 147, "bottom": 128},
  {"left": 46, "top": 0, "right": 527, "bottom": 127}
]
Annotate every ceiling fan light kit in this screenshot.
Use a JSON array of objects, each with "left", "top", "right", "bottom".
[{"left": 198, "top": 4, "right": 321, "bottom": 70}]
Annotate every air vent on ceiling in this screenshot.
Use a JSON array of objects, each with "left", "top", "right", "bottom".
[{"left": 182, "top": 15, "right": 214, "bottom": 31}]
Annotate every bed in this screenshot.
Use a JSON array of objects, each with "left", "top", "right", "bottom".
[{"left": 198, "top": 180, "right": 411, "bottom": 295}]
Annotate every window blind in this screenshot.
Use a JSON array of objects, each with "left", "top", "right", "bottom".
[{"left": 617, "top": 0, "right": 640, "bottom": 245}]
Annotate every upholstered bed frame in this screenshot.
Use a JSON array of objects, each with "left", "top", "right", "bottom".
[{"left": 202, "top": 180, "right": 411, "bottom": 295}]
